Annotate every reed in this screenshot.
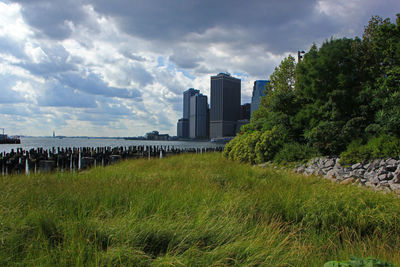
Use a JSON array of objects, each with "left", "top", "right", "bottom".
[{"left": 0, "top": 153, "right": 398, "bottom": 266}]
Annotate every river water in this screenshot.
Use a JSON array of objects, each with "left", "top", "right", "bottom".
[{"left": 0, "top": 137, "right": 224, "bottom": 153}]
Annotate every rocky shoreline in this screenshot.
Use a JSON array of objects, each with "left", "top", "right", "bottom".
[{"left": 294, "top": 157, "right": 400, "bottom": 194}]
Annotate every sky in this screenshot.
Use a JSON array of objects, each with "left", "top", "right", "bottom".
[{"left": 0, "top": 0, "right": 399, "bottom": 137}]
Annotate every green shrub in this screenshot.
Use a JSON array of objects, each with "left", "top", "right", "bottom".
[
  {"left": 222, "top": 136, "right": 238, "bottom": 158},
  {"left": 340, "top": 139, "right": 371, "bottom": 165},
  {"left": 368, "top": 135, "right": 400, "bottom": 159},
  {"left": 223, "top": 127, "right": 286, "bottom": 164},
  {"left": 304, "top": 121, "right": 345, "bottom": 155},
  {"left": 255, "top": 127, "right": 284, "bottom": 163},
  {"left": 273, "top": 142, "right": 320, "bottom": 163},
  {"left": 340, "top": 135, "right": 400, "bottom": 165},
  {"left": 225, "top": 131, "right": 262, "bottom": 164}
]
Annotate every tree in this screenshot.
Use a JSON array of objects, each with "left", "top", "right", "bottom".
[
  {"left": 251, "top": 55, "right": 298, "bottom": 139},
  {"left": 224, "top": 14, "right": 400, "bottom": 163}
]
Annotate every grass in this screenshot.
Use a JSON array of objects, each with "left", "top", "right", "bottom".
[{"left": 0, "top": 153, "right": 399, "bottom": 266}]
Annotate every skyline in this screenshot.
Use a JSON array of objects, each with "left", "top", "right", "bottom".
[{"left": 0, "top": 0, "right": 399, "bottom": 137}]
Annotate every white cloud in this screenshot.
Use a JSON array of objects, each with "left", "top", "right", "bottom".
[
  {"left": 1, "top": 0, "right": 399, "bottom": 136},
  {"left": 0, "top": 2, "right": 32, "bottom": 40}
]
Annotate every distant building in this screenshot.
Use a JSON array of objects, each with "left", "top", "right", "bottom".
[
  {"left": 240, "top": 103, "right": 251, "bottom": 120},
  {"left": 206, "top": 106, "right": 210, "bottom": 139},
  {"left": 177, "top": 88, "right": 200, "bottom": 138},
  {"left": 210, "top": 73, "right": 241, "bottom": 138},
  {"left": 183, "top": 88, "right": 200, "bottom": 119},
  {"left": 251, "top": 80, "right": 269, "bottom": 116},
  {"left": 145, "top": 131, "right": 169, "bottom": 140},
  {"left": 177, "top": 118, "right": 189, "bottom": 138},
  {"left": 157, "top": 134, "right": 170, "bottom": 141},
  {"left": 189, "top": 93, "right": 208, "bottom": 139}
]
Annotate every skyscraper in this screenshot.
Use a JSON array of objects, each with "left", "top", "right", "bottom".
[
  {"left": 210, "top": 73, "right": 241, "bottom": 138},
  {"left": 177, "top": 118, "right": 189, "bottom": 138},
  {"left": 178, "top": 88, "right": 200, "bottom": 138},
  {"left": 251, "top": 80, "right": 269, "bottom": 116},
  {"left": 240, "top": 103, "right": 251, "bottom": 120},
  {"left": 183, "top": 88, "right": 200, "bottom": 119},
  {"left": 189, "top": 93, "right": 208, "bottom": 139}
]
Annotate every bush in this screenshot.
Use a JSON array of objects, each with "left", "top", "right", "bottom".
[
  {"left": 340, "top": 135, "right": 400, "bottom": 165},
  {"left": 273, "top": 143, "right": 320, "bottom": 164},
  {"left": 340, "top": 139, "right": 371, "bottom": 165},
  {"left": 228, "top": 131, "right": 261, "bottom": 164},
  {"left": 368, "top": 135, "right": 400, "bottom": 159},
  {"left": 304, "top": 121, "right": 345, "bottom": 155},
  {"left": 255, "top": 127, "right": 285, "bottom": 163},
  {"left": 223, "top": 126, "right": 286, "bottom": 164},
  {"left": 222, "top": 136, "right": 238, "bottom": 158}
]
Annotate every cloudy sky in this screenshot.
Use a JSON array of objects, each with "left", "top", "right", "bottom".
[{"left": 0, "top": 0, "right": 399, "bottom": 137}]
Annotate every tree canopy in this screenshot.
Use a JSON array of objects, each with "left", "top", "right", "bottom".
[{"left": 224, "top": 14, "right": 400, "bottom": 163}]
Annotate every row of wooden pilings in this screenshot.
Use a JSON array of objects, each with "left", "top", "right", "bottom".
[{"left": 0, "top": 145, "right": 224, "bottom": 176}]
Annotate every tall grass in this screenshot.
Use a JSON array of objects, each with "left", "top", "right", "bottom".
[{"left": 0, "top": 153, "right": 399, "bottom": 266}]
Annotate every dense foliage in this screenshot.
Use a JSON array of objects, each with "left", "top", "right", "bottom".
[{"left": 225, "top": 14, "right": 400, "bottom": 164}]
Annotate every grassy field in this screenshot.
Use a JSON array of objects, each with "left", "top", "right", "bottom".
[{"left": 0, "top": 153, "right": 399, "bottom": 266}]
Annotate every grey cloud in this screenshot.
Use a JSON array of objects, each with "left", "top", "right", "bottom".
[
  {"left": 56, "top": 72, "right": 142, "bottom": 99},
  {"left": 75, "top": 99, "right": 133, "bottom": 126},
  {"left": 169, "top": 48, "right": 203, "bottom": 69},
  {"left": 129, "top": 65, "right": 154, "bottom": 87},
  {"left": 0, "top": 104, "right": 31, "bottom": 116},
  {"left": 38, "top": 82, "right": 97, "bottom": 108},
  {"left": 16, "top": 44, "right": 78, "bottom": 76},
  {"left": 12, "top": 0, "right": 400, "bottom": 54},
  {"left": 0, "top": 36, "right": 26, "bottom": 59},
  {"left": 119, "top": 48, "right": 147, "bottom": 62},
  {"left": 11, "top": 0, "right": 87, "bottom": 40},
  {"left": 0, "top": 75, "right": 26, "bottom": 104},
  {"left": 154, "top": 111, "right": 173, "bottom": 130},
  {"left": 86, "top": 97, "right": 133, "bottom": 116},
  {"left": 11, "top": 0, "right": 322, "bottom": 52},
  {"left": 88, "top": 0, "right": 320, "bottom": 53}
]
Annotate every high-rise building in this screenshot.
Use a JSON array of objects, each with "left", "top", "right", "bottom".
[
  {"left": 240, "top": 103, "right": 251, "bottom": 120},
  {"left": 177, "top": 88, "right": 200, "bottom": 138},
  {"left": 177, "top": 118, "right": 189, "bottom": 138},
  {"left": 210, "top": 73, "right": 241, "bottom": 138},
  {"left": 189, "top": 93, "right": 208, "bottom": 139},
  {"left": 251, "top": 80, "right": 269, "bottom": 116},
  {"left": 183, "top": 88, "right": 200, "bottom": 119}
]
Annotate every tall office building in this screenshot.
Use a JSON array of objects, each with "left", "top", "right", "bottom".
[
  {"left": 251, "top": 80, "right": 269, "bottom": 116},
  {"left": 240, "top": 103, "right": 251, "bottom": 120},
  {"left": 210, "top": 73, "right": 241, "bottom": 138},
  {"left": 189, "top": 93, "right": 208, "bottom": 139},
  {"left": 178, "top": 88, "right": 200, "bottom": 138},
  {"left": 177, "top": 118, "right": 189, "bottom": 138},
  {"left": 183, "top": 88, "right": 200, "bottom": 119}
]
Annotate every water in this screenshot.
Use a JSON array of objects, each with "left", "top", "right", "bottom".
[{"left": 0, "top": 137, "right": 224, "bottom": 154}]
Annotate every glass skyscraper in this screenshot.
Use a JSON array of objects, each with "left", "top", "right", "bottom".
[{"left": 251, "top": 80, "right": 269, "bottom": 116}]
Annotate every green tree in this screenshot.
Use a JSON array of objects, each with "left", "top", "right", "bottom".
[
  {"left": 224, "top": 14, "right": 400, "bottom": 163},
  {"left": 295, "top": 38, "right": 366, "bottom": 153}
]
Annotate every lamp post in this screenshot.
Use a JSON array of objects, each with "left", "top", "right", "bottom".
[{"left": 298, "top": 50, "right": 305, "bottom": 62}]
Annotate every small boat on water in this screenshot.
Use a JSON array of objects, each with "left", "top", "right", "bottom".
[{"left": 0, "top": 129, "right": 21, "bottom": 144}]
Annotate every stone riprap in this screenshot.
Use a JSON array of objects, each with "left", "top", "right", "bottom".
[{"left": 294, "top": 157, "right": 400, "bottom": 194}]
